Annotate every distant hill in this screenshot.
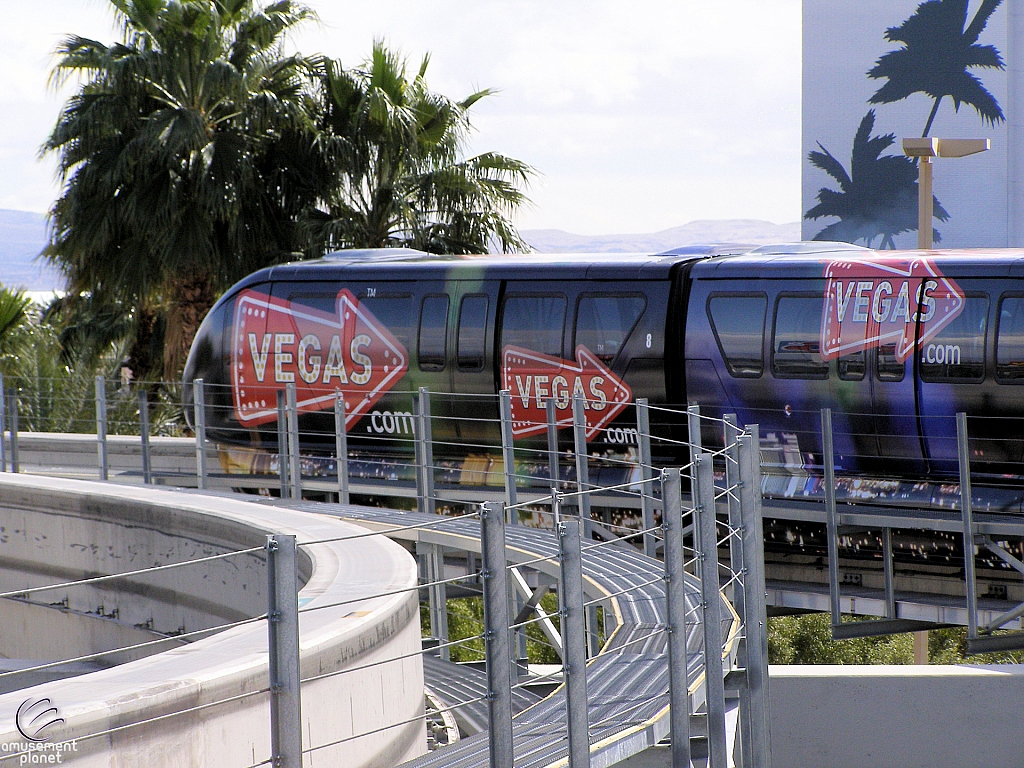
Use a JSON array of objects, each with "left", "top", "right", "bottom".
[
  {"left": 521, "top": 219, "right": 802, "bottom": 253},
  {"left": 0, "top": 210, "right": 802, "bottom": 292},
  {"left": 0, "top": 209, "right": 63, "bottom": 291}
]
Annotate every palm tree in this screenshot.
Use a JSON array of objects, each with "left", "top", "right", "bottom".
[
  {"left": 43, "top": 0, "right": 321, "bottom": 380},
  {"left": 805, "top": 110, "right": 948, "bottom": 248},
  {"left": 867, "top": 0, "right": 1004, "bottom": 137},
  {"left": 299, "top": 43, "right": 534, "bottom": 256}
]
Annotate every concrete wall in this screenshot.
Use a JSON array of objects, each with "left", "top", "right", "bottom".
[
  {"left": 770, "top": 664, "right": 1024, "bottom": 768},
  {"left": 0, "top": 475, "right": 425, "bottom": 767}
]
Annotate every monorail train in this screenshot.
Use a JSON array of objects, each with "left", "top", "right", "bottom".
[{"left": 183, "top": 242, "right": 1024, "bottom": 513}]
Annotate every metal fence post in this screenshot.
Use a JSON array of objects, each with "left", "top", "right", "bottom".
[
  {"left": 0, "top": 373, "right": 6, "bottom": 472},
  {"left": 695, "top": 451, "right": 727, "bottom": 768},
  {"left": 572, "top": 393, "right": 593, "bottom": 539},
  {"left": 559, "top": 516, "right": 591, "bottom": 768},
  {"left": 266, "top": 534, "right": 302, "bottom": 767},
  {"left": 415, "top": 388, "right": 436, "bottom": 516},
  {"left": 277, "top": 390, "right": 289, "bottom": 499},
  {"left": 546, "top": 397, "right": 560, "bottom": 494},
  {"left": 636, "top": 398, "right": 657, "bottom": 558},
  {"left": 957, "top": 412, "right": 978, "bottom": 640},
  {"left": 194, "top": 379, "right": 207, "bottom": 490},
  {"left": 139, "top": 389, "right": 152, "bottom": 485},
  {"left": 95, "top": 375, "right": 108, "bottom": 481},
  {"left": 480, "top": 501, "right": 514, "bottom": 768},
  {"left": 334, "top": 392, "right": 349, "bottom": 505},
  {"left": 662, "top": 467, "right": 691, "bottom": 768},
  {"left": 738, "top": 426, "right": 771, "bottom": 768},
  {"left": 286, "top": 383, "right": 301, "bottom": 500},
  {"left": 821, "top": 408, "right": 841, "bottom": 627},
  {"left": 724, "top": 414, "right": 745, "bottom": 613},
  {"left": 8, "top": 388, "right": 18, "bottom": 474},
  {"left": 499, "top": 390, "right": 519, "bottom": 522}
]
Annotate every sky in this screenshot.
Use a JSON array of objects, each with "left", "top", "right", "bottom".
[{"left": 0, "top": 0, "right": 802, "bottom": 235}]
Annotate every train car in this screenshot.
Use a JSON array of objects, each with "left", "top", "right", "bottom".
[{"left": 183, "top": 243, "right": 1024, "bottom": 512}]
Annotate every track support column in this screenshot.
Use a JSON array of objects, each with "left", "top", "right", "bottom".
[
  {"left": 481, "top": 501, "right": 514, "bottom": 768},
  {"left": 96, "top": 375, "right": 108, "bottom": 481},
  {"left": 559, "top": 516, "right": 591, "bottom": 768},
  {"left": 662, "top": 467, "right": 691, "bottom": 768},
  {"left": 266, "top": 534, "right": 302, "bottom": 767}
]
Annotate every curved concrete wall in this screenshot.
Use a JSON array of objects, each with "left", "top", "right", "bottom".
[{"left": 0, "top": 475, "right": 424, "bottom": 767}]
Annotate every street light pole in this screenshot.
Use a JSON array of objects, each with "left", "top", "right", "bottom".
[{"left": 903, "top": 137, "right": 990, "bottom": 250}]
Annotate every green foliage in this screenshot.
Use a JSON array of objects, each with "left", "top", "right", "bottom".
[
  {"left": 769, "top": 613, "right": 1024, "bottom": 665},
  {"left": 300, "top": 42, "right": 535, "bottom": 257},
  {"left": 43, "top": 0, "right": 321, "bottom": 378},
  {"left": 421, "top": 593, "right": 562, "bottom": 665}
]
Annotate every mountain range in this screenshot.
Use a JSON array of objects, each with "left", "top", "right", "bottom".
[{"left": 0, "top": 209, "right": 801, "bottom": 292}]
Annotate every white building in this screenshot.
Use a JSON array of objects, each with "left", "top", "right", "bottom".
[{"left": 803, "top": 0, "right": 1024, "bottom": 247}]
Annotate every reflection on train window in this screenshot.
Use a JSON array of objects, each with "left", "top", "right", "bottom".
[
  {"left": 919, "top": 296, "right": 988, "bottom": 382},
  {"left": 575, "top": 295, "right": 646, "bottom": 363},
  {"left": 876, "top": 344, "right": 904, "bottom": 382},
  {"left": 772, "top": 296, "right": 827, "bottom": 379},
  {"left": 997, "top": 296, "right": 1024, "bottom": 382},
  {"left": 457, "top": 295, "right": 489, "bottom": 371},
  {"left": 418, "top": 295, "right": 449, "bottom": 371},
  {"left": 359, "top": 294, "right": 414, "bottom": 348},
  {"left": 501, "top": 295, "right": 566, "bottom": 357},
  {"left": 837, "top": 351, "right": 865, "bottom": 381},
  {"left": 707, "top": 294, "right": 766, "bottom": 378}
]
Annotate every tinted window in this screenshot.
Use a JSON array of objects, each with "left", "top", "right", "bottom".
[
  {"left": 877, "top": 344, "right": 905, "bottom": 382},
  {"left": 920, "top": 296, "right": 988, "bottom": 381},
  {"left": 707, "top": 294, "right": 766, "bottom": 378},
  {"left": 575, "top": 295, "right": 646, "bottom": 363},
  {"left": 458, "top": 295, "right": 489, "bottom": 371},
  {"left": 418, "top": 295, "right": 449, "bottom": 371},
  {"left": 997, "top": 296, "right": 1024, "bottom": 381},
  {"left": 838, "top": 351, "right": 866, "bottom": 381},
  {"left": 772, "top": 296, "right": 827, "bottom": 379},
  {"left": 501, "top": 295, "right": 566, "bottom": 357},
  {"left": 360, "top": 294, "right": 414, "bottom": 348}
]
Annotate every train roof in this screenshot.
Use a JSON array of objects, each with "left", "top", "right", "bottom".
[{"left": 230, "top": 243, "right": 1024, "bottom": 291}]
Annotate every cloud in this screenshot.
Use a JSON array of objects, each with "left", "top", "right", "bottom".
[{"left": 1, "top": 0, "right": 800, "bottom": 233}]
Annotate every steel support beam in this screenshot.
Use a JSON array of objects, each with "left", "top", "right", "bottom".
[
  {"left": 637, "top": 398, "right": 658, "bottom": 558},
  {"left": 193, "top": 378, "right": 206, "bottom": 489},
  {"left": 559, "top": 516, "right": 591, "bottom": 768},
  {"left": 95, "top": 375, "right": 108, "bottom": 481},
  {"left": 266, "top": 533, "right": 302, "bottom": 768},
  {"left": 662, "top": 467, "right": 691, "bottom": 768},
  {"left": 481, "top": 502, "right": 514, "bottom": 768},
  {"left": 511, "top": 567, "right": 563, "bottom": 660},
  {"left": 138, "top": 389, "right": 152, "bottom": 485}
]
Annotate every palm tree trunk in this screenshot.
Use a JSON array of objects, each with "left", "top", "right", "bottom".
[
  {"left": 163, "top": 272, "right": 216, "bottom": 382},
  {"left": 923, "top": 96, "right": 943, "bottom": 137}
]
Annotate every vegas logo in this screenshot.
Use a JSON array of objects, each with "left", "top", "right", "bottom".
[
  {"left": 820, "top": 255, "right": 965, "bottom": 363},
  {"left": 231, "top": 289, "right": 408, "bottom": 427},
  {"left": 501, "top": 346, "right": 632, "bottom": 440}
]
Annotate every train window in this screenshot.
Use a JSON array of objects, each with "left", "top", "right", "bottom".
[
  {"left": 575, "top": 295, "right": 646, "bottom": 363},
  {"left": 837, "top": 351, "right": 866, "bottom": 381},
  {"left": 707, "top": 294, "right": 766, "bottom": 378},
  {"left": 919, "top": 295, "right": 988, "bottom": 382},
  {"left": 501, "top": 295, "right": 566, "bottom": 357},
  {"left": 772, "top": 296, "right": 827, "bottom": 379},
  {"left": 359, "top": 293, "right": 414, "bottom": 348},
  {"left": 876, "top": 344, "right": 904, "bottom": 381},
  {"left": 997, "top": 295, "right": 1024, "bottom": 382},
  {"left": 457, "top": 295, "right": 489, "bottom": 371},
  {"left": 418, "top": 295, "right": 449, "bottom": 371}
]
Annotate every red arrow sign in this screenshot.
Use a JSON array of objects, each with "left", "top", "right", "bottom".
[
  {"left": 501, "top": 345, "right": 632, "bottom": 440},
  {"left": 231, "top": 289, "right": 408, "bottom": 427},
  {"left": 820, "top": 255, "right": 964, "bottom": 363}
]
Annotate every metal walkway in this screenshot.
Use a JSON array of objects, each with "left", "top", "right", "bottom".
[{"left": 273, "top": 499, "right": 739, "bottom": 768}]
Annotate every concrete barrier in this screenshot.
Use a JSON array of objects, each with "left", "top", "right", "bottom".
[
  {"left": 769, "top": 664, "right": 1024, "bottom": 768},
  {"left": 0, "top": 474, "right": 424, "bottom": 767}
]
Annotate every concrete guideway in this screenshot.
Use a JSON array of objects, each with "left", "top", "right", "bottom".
[
  {"left": 0, "top": 474, "right": 425, "bottom": 767},
  {"left": 277, "top": 498, "right": 741, "bottom": 768}
]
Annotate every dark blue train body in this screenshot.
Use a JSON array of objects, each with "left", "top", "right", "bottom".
[{"left": 184, "top": 243, "right": 1024, "bottom": 511}]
